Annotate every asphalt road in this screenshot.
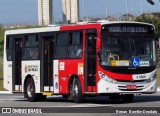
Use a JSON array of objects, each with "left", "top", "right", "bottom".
[{"left": 0, "top": 92, "right": 160, "bottom": 115}]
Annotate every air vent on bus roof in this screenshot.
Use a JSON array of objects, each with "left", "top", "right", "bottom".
[
  {"left": 48, "top": 25, "right": 58, "bottom": 27},
  {"left": 76, "top": 20, "right": 110, "bottom": 25},
  {"left": 96, "top": 20, "right": 110, "bottom": 23},
  {"left": 76, "top": 21, "right": 89, "bottom": 24}
]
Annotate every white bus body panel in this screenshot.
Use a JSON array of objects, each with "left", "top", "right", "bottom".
[
  {"left": 21, "top": 61, "right": 40, "bottom": 93},
  {"left": 5, "top": 27, "right": 60, "bottom": 35},
  {"left": 53, "top": 60, "right": 59, "bottom": 94},
  {"left": 98, "top": 69, "right": 157, "bottom": 94},
  {"left": 3, "top": 34, "right": 12, "bottom": 91},
  {"left": 3, "top": 61, "right": 13, "bottom": 92}
]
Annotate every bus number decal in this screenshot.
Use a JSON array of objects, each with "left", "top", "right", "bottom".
[
  {"left": 133, "top": 74, "right": 147, "bottom": 80},
  {"left": 59, "top": 62, "right": 64, "bottom": 70},
  {"left": 78, "top": 63, "right": 83, "bottom": 75}
]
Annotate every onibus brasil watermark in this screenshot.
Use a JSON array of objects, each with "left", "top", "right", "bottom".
[{"left": 1, "top": 108, "right": 42, "bottom": 114}]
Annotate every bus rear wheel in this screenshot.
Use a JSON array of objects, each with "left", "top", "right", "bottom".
[
  {"left": 122, "top": 94, "right": 134, "bottom": 103},
  {"left": 38, "top": 94, "right": 46, "bottom": 101},
  {"left": 25, "top": 78, "right": 39, "bottom": 102},
  {"left": 69, "top": 78, "right": 84, "bottom": 103}
]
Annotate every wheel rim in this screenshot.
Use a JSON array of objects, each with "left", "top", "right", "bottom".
[
  {"left": 72, "top": 84, "right": 78, "bottom": 97},
  {"left": 27, "top": 82, "right": 34, "bottom": 97}
]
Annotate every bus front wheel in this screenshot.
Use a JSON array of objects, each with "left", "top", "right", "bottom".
[
  {"left": 69, "top": 78, "right": 84, "bottom": 103},
  {"left": 25, "top": 78, "right": 39, "bottom": 102}
]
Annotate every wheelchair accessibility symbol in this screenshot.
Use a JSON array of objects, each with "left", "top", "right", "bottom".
[{"left": 132, "top": 58, "right": 140, "bottom": 67}]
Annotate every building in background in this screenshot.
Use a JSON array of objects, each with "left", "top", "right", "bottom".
[
  {"left": 62, "top": 0, "right": 70, "bottom": 23},
  {"left": 62, "top": 0, "right": 79, "bottom": 23},
  {"left": 38, "top": 0, "right": 53, "bottom": 26}
]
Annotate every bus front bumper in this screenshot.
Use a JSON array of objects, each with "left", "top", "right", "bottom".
[{"left": 97, "top": 79, "right": 157, "bottom": 94}]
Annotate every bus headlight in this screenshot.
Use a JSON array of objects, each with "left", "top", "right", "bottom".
[
  {"left": 145, "top": 74, "right": 157, "bottom": 83},
  {"left": 98, "top": 71, "right": 116, "bottom": 83}
]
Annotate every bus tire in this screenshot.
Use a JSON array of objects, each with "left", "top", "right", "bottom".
[
  {"left": 122, "top": 94, "right": 134, "bottom": 103},
  {"left": 109, "top": 94, "right": 121, "bottom": 100},
  {"left": 63, "top": 95, "right": 68, "bottom": 99},
  {"left": 69, "top": 78, "right": 84, "bottom": 103},
  {"left": 25, "top": 78, "right": 39, "bottom": 102},
  {"left": 38, "top": 94, "right": 46, "bottom": 101}
]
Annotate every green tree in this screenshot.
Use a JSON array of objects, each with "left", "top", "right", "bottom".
[
  {"left": 135, "top": 15, "right": 160, "bottom": 38},
  {"left": 0, "top": 25, "right": 5, "bottom": 52}
]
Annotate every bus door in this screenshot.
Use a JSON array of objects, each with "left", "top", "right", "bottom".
[
  {"left": 12, "top": 38, "right": 22, "bottom": 92},
  {"left": 40, "top": 35, "right": 54, "bottom": 92},
  {"left": 84, "top": 29, "right": 97, "bottom": 92}
]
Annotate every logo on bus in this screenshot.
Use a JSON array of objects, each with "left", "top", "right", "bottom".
[
  {"left": 24, "top": 65, "right": 38, "bottom": 73},
  {"left": 132, "top": 58, "right": 140, "bottom": 67}
]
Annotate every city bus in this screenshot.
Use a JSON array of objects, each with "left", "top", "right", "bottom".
[{"left": 3, "top": 21, "right": 157, "bottom": 103}]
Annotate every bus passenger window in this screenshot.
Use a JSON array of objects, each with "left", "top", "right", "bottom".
[
  {"left": 6, "top": 37, "right": 13, "bottom": 61},
  {"left": 25, "top": 35, "right": 38, "bottom": 47},
  {"left": 72, "top": 32, "right": 81, "bottom": 45},
  {"left": 57, "top": 32, "right": 68, "bottom": 45},
  {"left": 29, "top": 48, "right": 39, "bottom": 60},
  {"left": 55, "top": 46, "right": 67, "bottom": 59},
  {"left": 23, "top": 35, "right": 39, "bottom": 60},
  {"left": 54, "top": 33, "right": 68, "bottom": 59},
  {"left": 55, "top": 31, "right": 82, "bottom": 59},
  {"left": 7, "top": 49, "right": 12, "bottom": 61},
  {"left": 68, "top": 32, "right": 82, "bottom": 58}
]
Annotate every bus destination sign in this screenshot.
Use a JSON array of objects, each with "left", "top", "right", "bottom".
[
  {"left": 102, "top": 24, "right": 154, "bottom": 33},
  {"left": 107, "top": 26, "right": 147, "bottom": 33}
]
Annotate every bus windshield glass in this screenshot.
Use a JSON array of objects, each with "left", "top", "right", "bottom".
[{"left": 100, "top": 36, "right": 156, "bottom": 67}]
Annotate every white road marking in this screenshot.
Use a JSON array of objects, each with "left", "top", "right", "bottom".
[
  {"left": 0, "top": 97, "right": 26, "bottom": 101},
  {"left": 68, "top": 104, "right": 112, "bottom": 107},
  {"left": 0, "top": 98, "right": 22, "bottom": 101},
  {"left": 37, "top": 104, "right": 112, "bottom": 108},
  {"left": 47, "top": 95, "right": 62, "bottom": 98},
  {"left": 0, "top": 91, "right": 12, "bottom": 94}
]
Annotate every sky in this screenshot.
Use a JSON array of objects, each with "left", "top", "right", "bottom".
[{"left": 0, "top": 0, "right": 160, "bottom": 25}]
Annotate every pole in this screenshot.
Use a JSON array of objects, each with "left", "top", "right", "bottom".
[
  {"left": 132, "top": 0, "right": 134, "bottom": 15},
  {"left": 126, "top": 0, "right": 128, "bottom": 15},
  {"left": 83, "top": 0, "right": 85, "bottom": 19},
  {"left": 141, "top": 0, "right": 143, "bottom": 14},
  {"left": 105, "top": 0, "right": 108, "bottom": 18},
  {"left": 126, "top": 0, "right": 128, "bottom": 20}
]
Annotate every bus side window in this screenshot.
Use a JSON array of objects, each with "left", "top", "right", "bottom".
[
  {"left": 55, "top": 32, "right": 68, "bottom": 59},
  {"left": 68, "top": 31, "right": 82, "bottom": 58},
  {"left": 6, "top": 37, "right": 13, "bottom": 61},
  {"left": 55, "top": 31, "right": 82, "bottom": 59},
  {"left": 23, "top": 35, "right": 39, "bottom": 60}
]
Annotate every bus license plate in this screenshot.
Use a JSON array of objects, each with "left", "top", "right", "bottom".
[{"left": 127, "top": 85, "right": 136, "bottom": 90}]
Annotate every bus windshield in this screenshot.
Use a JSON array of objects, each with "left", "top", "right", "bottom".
[{"left": 100, "top": 36, "right": 156, "bottom": 67}]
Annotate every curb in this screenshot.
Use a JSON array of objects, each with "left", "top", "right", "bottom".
[{"left": 0, "top": 91, "right": 12, "bottom": 94}]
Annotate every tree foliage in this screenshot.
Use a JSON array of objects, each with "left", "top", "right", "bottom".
[
  {"left": 0, "top": 25, "right": 5, "bottom": 52},
  {"left": 135, "top": 15, "right": 160, "bottom": 38}
]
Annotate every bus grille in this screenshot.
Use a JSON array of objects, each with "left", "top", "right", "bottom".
[
  {"left": 118, "top": 85, "right": 144, "bottom": 91},
  {"left": 116, "top": 80, "right": 146, "bottom": 82}
]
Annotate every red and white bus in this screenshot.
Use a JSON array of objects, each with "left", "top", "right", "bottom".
[{"left": 3, "top": 21, "right": 157, "bottom": 103}]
